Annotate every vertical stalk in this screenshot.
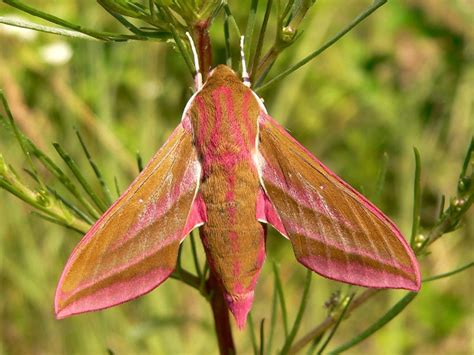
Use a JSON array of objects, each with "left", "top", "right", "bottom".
[
  {"left": 193, "top": 20, "right": 213, "bottom": 81},
  {"left": 207, "top": 272, "right": 236, "bottom": 355}
]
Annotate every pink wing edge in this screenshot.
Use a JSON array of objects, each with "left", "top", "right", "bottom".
[
  {"left": 255, "top": 113, "right": 421, "bottom": 292},
  {"left": 55, "top": 121, "right": 207, "bottom": 319}
]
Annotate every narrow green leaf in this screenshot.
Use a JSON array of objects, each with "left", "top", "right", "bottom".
[
  {"left": 136, "top": 151, "right": 144, "bottom": 173},
  {"left": 114, "top": 176, "right": 121, "bottom": 197},
  {"left": 223, "top": 3, "right": 242, "bottom": 39},
  {"left": 0, "top": 16, "right": 99, "bottom": 40},
  {"left": 256, "top": 0, "right": 388, "bottom": 92},
  {"left": 169, "top": 268, "right": 201, "bottom": 290},
  {"left": 46, "top": 186, "right": 95, "bottom": 225},
  {"left": 460, "top": 137, "right": 473, "bottom": 178},
  {"left": 1, "top": 109, "right": 100, "bottom": 220},
  {"left": 160, "top": 8, "right": 194, "bottom": 77},
  {"left": 199, "top": 262, "right": 209, "bottom": 294},
  {"left": 248, "top": 313, "right": 259, "bottom": 355},
  {"left": 272, "top": 262, "right": 289, "bottom": 337},
  {"left": 316, "top": 293, "right": 355, "bottom": 354},
  {"left": 306, "top": 333, "right": 325, "bottom": 355},
  {"left": 244, "top": 0, "right": 260, "bottom": 61},
  {"left": 3, "top": 0, "right": 141, "bottom": 41},
  {"left": 53, "top": 143, "right": 106, "bottom": 215},
  {"left": 190, "top": 230, "right": 202, "bottom": 279},
  {"left": 224, "top": 12, "right": 232, "bottom": 67},
  {"left": 250, "top": 0, "right": 273, "bottom": 77},
  {"left": 0, "top": 177, "right": 33, "bottom": 205},
  {"left": 373, "top": 152, "right": 389, "bottom": 203},
  {"left": 76, "top": 130, "right": 113, "bottom": 206},
  {"left": 423, "top": 261, "right": 474, "bottom": 283},
  {"left": 410, "top": 147, "right": 422, "bottom": 247},
  {"left": 31, "top": 211, "right": 84, "bottom": 234},
  {"left": 280, "top": 270, "right": 312, "bottom": 355},
  {"left": 327, "top": 292, "right": 417, "bottom": 354},
  {"left": 259, "top": 318, "right": 266, "bottom": 355},
  {"left": 438, "top": 195, "right": 445, "bottom": 219},
  {"left": 98, "top": 1, "right": 170, "bottom": 39},
  {"left": 1, "top": 92, "right": 44, "bottom": 190},
  {"left": 265, "top": 279, "right": 278, "bottom": 355},
  {"left": 281, "top": 0, "right": 295, "bottom": 23}
]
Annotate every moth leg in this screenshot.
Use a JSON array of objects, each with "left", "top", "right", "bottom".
[
  {"left": 186, "top": 31, "right": 203, "bottom": 91},
  {"left": 240, "top": 36, "right": 251, "bottom": 87}
]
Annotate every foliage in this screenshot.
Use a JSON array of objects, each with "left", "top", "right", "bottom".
[{"left": 1, "top": 0, "right": 473, "bottom": 354}]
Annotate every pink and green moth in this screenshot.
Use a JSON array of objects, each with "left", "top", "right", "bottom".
[{"left": 55, "top": 51, "right": 420, "bottom": 328}]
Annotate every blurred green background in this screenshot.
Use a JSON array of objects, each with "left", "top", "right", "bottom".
[{"left": 1, "top": 0, "right": 473, "bottom": 354}]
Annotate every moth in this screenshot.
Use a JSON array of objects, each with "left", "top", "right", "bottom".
[{"left": 55, "top": 64, "right": 420, "bottom": 329}]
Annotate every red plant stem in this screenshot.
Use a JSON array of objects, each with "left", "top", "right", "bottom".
[
  {"left": 207, "top": 272, "right": 236, "bottom": 355},
  {"left": 193, "top": 20, "right": 212, "bottom": 81}
]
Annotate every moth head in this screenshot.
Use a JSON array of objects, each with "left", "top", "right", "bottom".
[{"left": 205, "top": 65, "right": 242, "bottom": 87}]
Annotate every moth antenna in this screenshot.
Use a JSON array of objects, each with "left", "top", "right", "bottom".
[
  {"left": 240, "top": 36, "right": 251, "bottom": 87},
  {"left": 186, "top": 31, "right": 203, "bottom": 91}
]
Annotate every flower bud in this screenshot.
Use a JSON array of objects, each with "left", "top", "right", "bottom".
[
  {"left": 458, "top": 176, "right": 471, "bottom": 193},
  {"left": 36, "top": 189, "right": 51, "bottom": 207},
  {"left": 281, "top": 26, "right": 296, "bottom": 43}
]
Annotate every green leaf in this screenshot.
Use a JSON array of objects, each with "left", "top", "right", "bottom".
[
  {"left": 272, "top": 262, "right": 289, "bottom": 337},
  {"left": 327, "top": 292, "right": 417, "bottom": 354},
  {"left": 53, "top": 143, "right": 107, "bottom": 215},
  {"left": 411, "top": 147, "right": 422, "bottom": 247},
  {"left": 423, "top": 261, "right": 474, "bottom": 283},
  {"left": 280, "top": 270, "right": 312, "bottom": 354},
  {"left": 316, "top": 293, "right": 355, "bottom": 354},
  {"left": 256, "top": 0, "right": 388, "bottom": 92}
]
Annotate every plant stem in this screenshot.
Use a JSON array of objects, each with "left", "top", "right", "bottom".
[
  {"left": 280, "top": 270, "right": 312, "bottom": 354},
  {"left": 0, "top": 16, "right": 98, "bottom": 40},
  {"left": 249, "top": 0, "right": 273, "bottom": 78},
  {"left": 255, "top": 0, "right": 388, "bottom": 92},
  {"left": 423, "top": 261, "right": 474, "bottom": 283},
  {"left": 192, "top": 20, "right": 213, "bottom": 80},
  {"left": 410, "top": 148, "right": 422, "bottom": 246},
  {"left": 3, "top": 0, "right": 140, "bottom": 41},
  {"left": 327, "top": 292, "right": 417, "bottom": 354},
  {"left": 207, "top": 272, "right": 236, "bottom": 355},
  {"left": 287, "top": 289, "right": 379, "bottom": 354},
  {"left": 316, "top": 293, "right": 355, "bottom": 354}
]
